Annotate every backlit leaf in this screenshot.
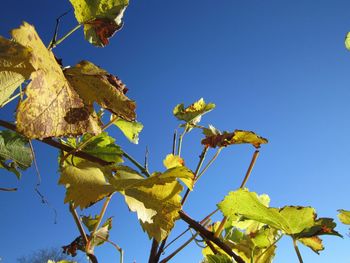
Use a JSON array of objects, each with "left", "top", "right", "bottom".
[
  {"left": 124, "top": 181, "right": 183, "bottom": 242},
  {"left": 12, "top": 22, "right": 101, "bottom": 139},
  {"left": 202, "top": 254, "right": 232, "bottom": 263},
  {"left": 58, "top": 161, "right": 115, "bottom": 209},
  {"left": 338, "top": 209, "right": 350, "bottom": 225},
  {"left": 163, "top": 154, "right": 184, "bottom": 169},
  {"left": 0, "top": 130, "right": 32, "bottom": 178},
  {"left": 173, "top": 98, "right": 215, "bottom": 125},
  {"left": 298, "top": 236, "right": 324, "bottom": 254},
  {"left": 113, "top": 117, "right": 143, "bottom": 144},
  {"left": 202, "top": 130, "right": 268, "bottom": 148},
  {"left": 70, "top": 0, "right": 129, "bottom": 47},
  {"left": 0, "top": 36, "right": 34, "bottom": 105},
  {"left": 345, "top": 32, "right": 350, "bottom": 51},
  {"left": 64, "top": 60, "right": 136, "bottom": 121}
]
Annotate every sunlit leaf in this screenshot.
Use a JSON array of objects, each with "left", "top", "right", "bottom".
[
  {"left": 12, "top": 22, "right": 101, "bottom": 139},
  {"left": 70, "top": 0, "right": 129, "bottom": 47},
  {"left": 0, "top": 36, "right": 34, "bottom": 105},
  {"left": 64, "top": 60, "right": 136, "bottom": 121},
  {"left": 90, "top": 217, "right": 113, "bottom": 249},
  {"left": 113, "top": 118, "right": 143, "bottom": 144},
  {"left": 202, "top": 254, "right": 232, "bottom": 263},
  {"left": 202, "top": 130, "right": 268, "bottom": 148},
  {"left": 0, "top": 130, "right": 32, "bottom": 178},
  {"left": 124, "top": 181, "right": 183, "bottom": 242},
  {"left": 173, "top": 98, "right": 215, "bottom": 125},
  {"left": 58, "top": 161, "right": 115, "bottom": 209},
  {"left": 338, "top": 209, "right": 350, "bottom": 225},
  {"left": 163, "top": 154, "right": 184, "bottom": 169},
  {"left": 345, "top": 32, "right": 350, "bottom": 51},
  {"left": 298, "top": 236, "right": 324, "bottom": 254}
]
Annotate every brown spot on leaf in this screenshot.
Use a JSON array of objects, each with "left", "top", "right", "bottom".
[
  {"left": 64, "top": 107, "right": 90, "bottom": 123},
  {"left": 85, "top": 18, "right": 122, "bottom": 46}
]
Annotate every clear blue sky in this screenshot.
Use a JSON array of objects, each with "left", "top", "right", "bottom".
[{"left": 1, "top": 1, "right": 350, "bottom": 262}]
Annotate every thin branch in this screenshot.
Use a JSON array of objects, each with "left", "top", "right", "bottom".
[
  {"left": 69, "top": 203, "right": 88, "bottom": 245},
  {"left": 181, "top": 146, "right": 209, "bottom": 206},
  {"left": 48, "top": 9, "right": 72, "bottom": 49},
  {"left": 0, "top": 92, "right": 21, "bottom": 108},
  {"left": 177, "top": 129, "right": 187, "bottom": 157},
  {"left": 144, "top": 146, "right": 149, "bottom": 172},
  {"left": 172, "top": 130, "right": 177, "bottom": 155},
  {"left": 293, "top": 238, "right": 304, "bottom": 263},
  {"left": 96, "top": 234, "right": 123, "bottom": 263},
  {"left": 123, "top": 150, "right": 151, "bottom": 177},
  {"left": 178, "top": 210, "right": 244, "bottom": 263},
  {"left": 195, "top": 147, "right": 223, "bottom": 182},
  {"left": 0, "top": 187, "right": 17, "bottom": 192}
]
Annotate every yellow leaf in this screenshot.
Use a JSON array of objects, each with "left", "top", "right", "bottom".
[
  {"left": 163, "top": 154, "right": 184, "bottom": 169},
  {"left": 65, "top": 60, "right": 136, "bottom": 121},
  {"left": 58, "top": 161, "right": 115, "bottom": 209},
  {"left": 0, "top": 36, "right": 35, "bottom": 105},
  {"left": 12, "top": 22, "right": 101, "bottom": 139}
]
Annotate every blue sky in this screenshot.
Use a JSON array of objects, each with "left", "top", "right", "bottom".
[{"left": 1, "top": 1, "right": 350, "bottom": 262}]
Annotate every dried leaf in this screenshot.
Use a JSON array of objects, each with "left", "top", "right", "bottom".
[
  {"left": 202, "top": 130, "right": 268, "bottom": 148},
  {"left": 12, "top": 22, "right": 101, "bottom": 139},
  {"left": 65, "top": 60, "right": 136, "bottom": 121},
  {"left": 70, "top": 0, "right": 129, "bottom": 47}
]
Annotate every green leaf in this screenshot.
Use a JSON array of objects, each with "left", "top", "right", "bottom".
[
  {"left": 345, "top": 32, "right": 350, "bottom": 50},
  {"left": 202, "top": 130, "right": 268, "bottom": 149},
  {"left": 12, "top": 22, "right": 101, "bottom": 139},
  {"left": 298, "top": 236, "right": 324, "bottom": 254},
  {"left": 90, "top": 217, "right": 113, "bottom": 249},
  {"left": 58, "top": 160, "right": 115, "bottom": 209},
  {"left": 82, "top": 214, "right": 101, "bottom": 232},
  {"left": 113, "top": 118, "right": 143, "bottom": 144},
  {"left": 64, "top": 60, "right": 136, "bottom": 121},
  {"left": 124, "top": 181, "right": 183, "bottom": 242},
  {"left": 338, "top": 209, "right": 350, "bottom": 225},
  {"left": 173, "top": 98, "right": 215, "bottom": 125},
  {"left": 0, "top": 130, "right": 33, "bottom": 178},
  {"left": 202, "top": 254, "right": 232, "bottom": 263},
  {"left": 0, "top": 36, "right": 35, "bottom": 106},
  {"left": 70, "top": 0, "right": 129, "bottom": 47}
]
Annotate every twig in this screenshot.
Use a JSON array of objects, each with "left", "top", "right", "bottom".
[
  {"left": 123, "top": 150, "right": 151, "bottom": 177},
  {"left": 172, "top": 130, "right": 177, "bottom": 155},
  {"left": 178, "top": 210, "right": 244, "bottom": 263},
  {"left": 48, "top": 9, "right": 73, "bottom": 49},
  {"left": 96, "top": 234, "right": 124, "bottom": 263},
  {"left": 0, "top": 187, "right": 17, "bottom": 192},
  {"left": 0, "top": 92, "right": 21, "bottom": 108},
  {"left": 293, "top": 238, "right": 304, "bottom": 263},
  {"left": 214, "top": 149, "right": 260, "bottom": 238},
  {"left": 195, "top": 147, "right": 223, "bottom": 182},
  {"left": 177, "top": 129, "right": 187, "bottom": 157},
  {"left": 144, "top": 146, "right": 149, "bottom": 172},
  {"left": 69, "top": 203, "right": 88, "bottom": 245}
]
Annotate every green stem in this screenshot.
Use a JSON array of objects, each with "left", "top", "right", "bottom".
[
  {"left": 95, "top": 234, "right": 123, "bottom": 263},
  {"left": 122, "top": 151, "right": 151, "bottom": 177},
  {"left": 292, "top": 238, "right": 304, "bottom": 263},
  {"left": 177, "top": 129, "right": 187, "bottom": 157},
  {"left": 159, "top": 220, "right": 210, "bottom": 263},
  {"left": 0, "top": 92, "right": 21, "bottom": 108},
  {"left": 255, "top": 234, "right": 282, "bottom": 261},
  {"left": 49, "top": 24, "right": 82, "bottom": 49},
  {"left": 69, "top": 203, "right": 88, "bottom": 245},
  {"left": 195, "top": 147, "right": 223, "bottom": 182}
]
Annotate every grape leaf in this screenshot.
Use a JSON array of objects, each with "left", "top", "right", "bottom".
[
  {"left": 298, "top": 236, "right": 323, "bottom": 254},
  {"left": 124, "top": 181, "right": 183, "bottom": 242},
  {"left": 218, "top": 189, "right": 341, "bottom": 254},
  {"left": 0, "top": 130, "right": 33, "bottom": 178},
  {"left": 64, "top": 60, "right": 136, "bottom": 121},
  {"left": 70, "top": 0, "right": 129, "bottom": 47},
  {"left": 58, "top": 160, "right": 115, "bottom": 209},
  {"left": 338, "top": 209, "right": 350, "bottom": 225},
  {"left": 163, "top": 154, "right": 184, "bottom": 169},
  {"left": 0, "top": 36, "right": 35, "bottom": 105},
  {"left": 202, "top": 254, "right": 232, "bottom": 263},
  {"left": 12, "top": 22, "right": 101, "bottom": 139},
  {"left": 173, "top": 98, "right": 215, "bottom": 125},
  {"left": 345, "top": 32, "right": 350, "bottom": 51},
  {"left": 202, "top": 130, "right": 268, "bottom": 148},
  {"left": 113, "top": 118, "right": 143, "bottom": 144}
]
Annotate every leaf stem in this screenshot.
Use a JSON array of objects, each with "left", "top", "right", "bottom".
[
  {"left": 172, "top": 130, "right": 177, "bottom": 155},
  {"left": 159, "top": 219, "right": 210, "bottom": 263},
  {"left": 49, "top": 23, "right": 82, "bottom": 50},
  {"left": 69, "top": 203, "right": 88, "bottom": 245},
  {"left": 0, "top": 92, "right": 21, "bottom": 108},
  {"left": 181, "top": 146, "right": 209, "bottom": 206},
  {"left": 293, "top": 238, "right": 304, "bottom": 263},
  {"left": 177, "top": 129, "right": 187, "bottom": 157},
  {"left": 214, "top": 149, "right": 260, "bottom": 237},
  {"left": 123, "top": 151, "right": 151, "bottom": 177},
  {"left": 95, "top": 234, "right": 123, "bottom": 263},
  {"left": 195, "top": 147, "right": 223, "bottom": 182},
  {"left": 86, "top": 195, "right": 113, "bottom": 252}
]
